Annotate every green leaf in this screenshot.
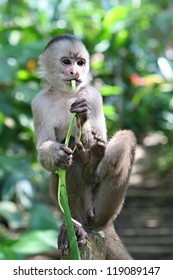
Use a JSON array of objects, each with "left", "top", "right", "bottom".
[
  {"left": 29, "top": 204, "right": 59, "bottom": 230},
  {"left": 0, "top": 201, "right": 27, "bottom": 229},
  {"left": 11, "top": 230, "right": 57, "bottom": 255},
  {"left": 103, "top": 5, "right": 130, "bottom": 28},
  {"left": 115, "top": 29, "right": 129, "bottom": 47},
  {"left": 103, "top": 104, "right": 117, "bottom": 121},
  {"left": 0, "top": 244, "right": 18, "bottom": 260},
  {"left": 101, "top": 85, "right": 122, "bottom": 96}
]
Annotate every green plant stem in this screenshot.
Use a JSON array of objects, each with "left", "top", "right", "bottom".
[
  {"left": 57, "top": 169, "right": 80, "bottom": 260},
  {"left": 65, "top": 113, "right": 76, "bottom": 146},
  {"left": 56, "top": 80, "right": 81, "bottom": 260}
]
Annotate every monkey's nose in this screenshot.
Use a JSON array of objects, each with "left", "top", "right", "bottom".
[{"left": 70, "top": 70, "right": 80, "bottom": 79}]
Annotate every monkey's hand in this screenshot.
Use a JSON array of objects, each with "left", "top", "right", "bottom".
[
  {"left": 37, "top": 142, "right": 72, "bottom": 171},
  {"left": 53, "top": 144, "right": 73, "bottom": 170},
  {"left": 77, "top": 131, "right": 106, "bottom": 183},
  {"left": 70, "top": 98, "right": 89, "bottom": 126},
  {"left": 58, "top": 222, "right": 87, "bottom": 256}
]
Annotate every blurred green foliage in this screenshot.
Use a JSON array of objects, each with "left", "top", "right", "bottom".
[{"left": 0, "top": 0, "right": 173, "bottom": 259}]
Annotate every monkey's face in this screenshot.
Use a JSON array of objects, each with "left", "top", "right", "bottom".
[{"left": 38, "top": 39, "right": 90, "bottom": 93}]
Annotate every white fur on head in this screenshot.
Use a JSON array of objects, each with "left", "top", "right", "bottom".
[{"left": 38, "top": 35, "right": 90, "bottom": 91}]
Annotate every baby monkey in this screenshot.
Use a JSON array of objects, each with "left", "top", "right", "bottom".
[{"left": 32, "top": 34, "right": 136, "bottom": 259}]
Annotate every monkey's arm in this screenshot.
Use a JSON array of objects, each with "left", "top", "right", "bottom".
[{"left": 32, "top": 94, "right": 72, "bottom": 172}]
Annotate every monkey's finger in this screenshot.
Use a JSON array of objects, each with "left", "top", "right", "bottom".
[
  {"left": 60, "top": 156, "right": 72, "bottom": 169},
  {"left": 66, "top": 156, "right": 73, "bottom": 167},
  {"left": 71, "top": 98, "right": 87, "bottom": 106},
  {"left": 58, "top": 224, "right": 67, "bottom": 248},
  {"left": 62, "top": 238, "right": 69, "bottom": 256},
  {"left": 70, "top": 105, "right": 88, "bottom": 114},
  {"left": 93, "top": 132, "right": 106, "bottom": 144},
  {"left": 71, "top": 101, "right": 87, "bottom": 108},
  {"left": 77, "top": 142, "right": 90, "bottom": 164},
  {"left": 92, "top": 130, "right": 104, "bottom": 141},
  {"left": 76, "top": 227, "right": 87, "bottom": 246},
  {"left": 95, "top": 137, "right": 106, "bottom": 145},
  {"left": 63, "top": 146, "right": 73, "bottom": 155},
  {"left": 57, "top": 149, "right": 73, "bottom": 168},
  {"left": 76, "top": 141, "right": 84, "bottom": 151},
  {"left": 97, "top": 140, "right": 106, "bottom": 147},
  {"left": 78, "top": 238, "right": 87, "bottom": 246},
  {"left": 58, "top": 224, "right": 70, "bottom": 256},
  {"left": 71, "top": 99, "right": 88, "bottom": 110},
  {"left": 58, "top": 152, "right": 71, "bottom": 162},
  {"left": 62, "top": 247, "right": 69, "bottom": 256}
]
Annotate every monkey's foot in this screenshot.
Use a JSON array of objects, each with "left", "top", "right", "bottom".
[
  {"left": 77, "top": 132, "right": 105, "bottom": 184},
  {"left": 76, "top": 141, "right": 90, "bottom": 165},
  {"left": 91, "top": 130, "right": 106, "bottom": 162},
  {"left": 58, "top": 223, "right": 87, "bottom": 256}
]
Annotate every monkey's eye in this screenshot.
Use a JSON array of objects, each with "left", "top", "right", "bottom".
[
  {"left": 62, "top": 58, "right": 71, "bottom": 65},
  {"left": 77, "top": 59, "right": 85, "bottom": 66}
]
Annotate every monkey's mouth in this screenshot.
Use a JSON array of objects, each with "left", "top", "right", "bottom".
[{"left": 64, "top": 79, "right": 81, "bottom": 87}]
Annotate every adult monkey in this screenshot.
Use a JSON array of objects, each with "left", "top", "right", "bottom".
[{"left": 32, "top": 34, "right": 136, "bottom": 259}]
